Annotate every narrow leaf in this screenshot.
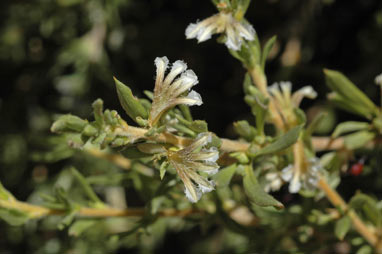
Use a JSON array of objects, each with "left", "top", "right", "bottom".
[
  {"left": 324, "top": 69, "right": 378, "bottom": 117},
  {"left": 114, "top": 77, "right": 149, "bottom": 123},
  {"left": 69, "top": 220, "right": 97, "bottom": 237},
  {"left": 243, "top": 165, "right": 284, "bottom": 209},
  {"left": 261, "top": 35, "right": 277, "bottom": 70},
  {"left": 332, "top": 121, "right": 370, "bottom": 138},
  {"left": 343, "top": 131, "right": 375, "bottom": 150},
  {"left": 213, "top": 164, "right": 237, "bottom": 187},
  {"left": 254, "top": 125, "right": 303, "bottom": 157},
  {"left": 71, "top": 167, "right": 103, "bottom": 205},
  {"left": 335, "top": 216, "right": 351, "bottom": 240},
  {"left": 0, "top": 208, "right": 30, "bottom": 226}
]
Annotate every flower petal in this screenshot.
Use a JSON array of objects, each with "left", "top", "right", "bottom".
[{"left": 163, "top": 60, "right": 188, "bottom": 89}]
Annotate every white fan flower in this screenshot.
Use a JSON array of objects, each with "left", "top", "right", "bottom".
[
  {"left": 281, "top": 158, "right": 322, "bottom": 193},
  {"left": 167, "top": 133, "right": 220, "bottom": 203},
  {"left": 185, "top": 12, "right": 255, "bottom": 51},
  {"left": 149, "top": 57, "right": 202, "bottom": 126}
]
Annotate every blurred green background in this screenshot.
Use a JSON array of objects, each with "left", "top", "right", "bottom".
[{"left": 0, "top": 0, "right": 382, "bottom": 253}]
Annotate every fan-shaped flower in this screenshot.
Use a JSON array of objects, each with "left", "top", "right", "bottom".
[
  {"left": 167, "top": 133, "right": 219, "bottom": 203},
  {"left": 281, "top": 157, "right": 322, "bottom": 193},
  {"left": 185, "top": 12, "right": 255, "bottom": 51},
  {"left": 268, "top": 81, "right": 317, "bottom": 125},
  {"left": 149, "top": 57, "right": 202, "bottom": 127}
]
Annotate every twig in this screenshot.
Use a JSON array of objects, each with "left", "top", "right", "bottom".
[
  {"left": 0, "top": 198, "right": 201, "bottom": 219},
  {"left": 317, "top": 178, "right": 379, "bottom": 248}
]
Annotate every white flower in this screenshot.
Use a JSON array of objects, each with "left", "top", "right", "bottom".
[
  {"left": 375, "top": 73, "right": 382, "bottom": 86},
  {"left": 264, "top": 172, "right": 283, "bottom": 193},
  {"left": 185, "top": 12, "right": 255, "bottom": 51},
  {"left": 281, "top": 158, "right": 322, "bottom": 193},
  {"left": 149, "top": 57, "right": 202, "bottom": 126},
  {"left": 268, "top": 81, "right": 317, "bottom": 125},
  {"left": 167, "top": 133, "right": 220, "bottom": 203},
  {"left": 268, "top": 81, "right": 317, "bottom": 108}
]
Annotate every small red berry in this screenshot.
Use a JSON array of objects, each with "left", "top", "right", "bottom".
[{"left": 350, "top": 163, "right": 363, "bottom": 176}]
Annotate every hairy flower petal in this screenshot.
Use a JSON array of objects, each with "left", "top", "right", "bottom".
[
  {"left": 167, "top": 133, "right": 219, "bottom": 203},
  {"left": 149, "top": 57, "right": 202, "bottom": 126},
  {"left": 185, "top": 12, "right": 256, "bottom": 51}
]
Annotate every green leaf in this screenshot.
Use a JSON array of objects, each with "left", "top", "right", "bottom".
[
  {"left": 229, "top": 152, "right": 249, "bottom": 164},
  {"left": 357, "top": 245, "right": 373, "bottom": 254},
  {"left": 332, "top": 121, "right": 370, "bottom": 138},
  {"left": 51, "top": 114, "right": 87, "bottom": 133},
  {"left": 68, "top": 220, "right": 97, "bottom": 236},
  {"left": 328, "top": 92, "right": 374, "bottom": 119},
  {"left": 213, "top": 164, "right": 237, "bottom": 187},
  {"left": 233, "top": 120, "right": 256, "bottom": 141},
  {"left": 305, "top": 112, "right": 327, "bottom": 137},
  {"left": 349, "top": 193, "right": 381, "bottom": 226},
  {"left": 114, "top": 77, "right": 149, "bottom": 123},
  {"left": 343, "top": 131, "right": 375, "bottom": 150},
  {"left": 159, "top": 161, "right": 168, "bottom": 180},
  {"left": 261, "top": 35, "right": 277, "bottom": 71},
  {"left": 324, "top": 69, "right": 378, "bottom": 118},
  {"left": 71, "top": 167, "right": 103, "bottom": 205},
  {"left": 0, "top": 182, "right": 14, "bottom": 201},
  {"left": 335, "top": 216, "right": 351, "bottom": 240},
  {"left": 92, "top": 99, "right": 104, "bottom": 128},
  {"left": 0, "top": 208, "right": 30, "bottom": 226},
  {"left": 243, "top": 165, "right": 283, "bottom": 209},
  {"left": 253, "top": 125, "right": 303, "bottom": 157}
]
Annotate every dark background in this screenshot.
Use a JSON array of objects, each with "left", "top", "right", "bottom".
[{"left": 0, "top": 0, "right": 382, "bottom": 253}]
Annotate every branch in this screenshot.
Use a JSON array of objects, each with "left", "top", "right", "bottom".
[
  {"left": 0, "top": 198, "right": 201, "bottom": 219},
  {"left": 317, "top": 177, "right": 379, "bottom": 248}
]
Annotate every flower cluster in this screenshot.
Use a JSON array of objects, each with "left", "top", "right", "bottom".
[
  {"left": 185, "top": 12, "right": 255, "bottom": 51},
  {"left": 167, "top": 133, "right": 219, "bottom": 203},
  {"left": 149, "top": 57, "right": 202, "bottom": 127}
]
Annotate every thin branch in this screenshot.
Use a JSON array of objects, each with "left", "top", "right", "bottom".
[
  {"left": 0, "top": 198, "right": 201, "bottom": 219},
  {"left": 317, "top": 177, "right": 379, "bottom": 247}
]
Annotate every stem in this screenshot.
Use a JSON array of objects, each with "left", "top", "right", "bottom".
[
  {"left": 86, "top": 148, "right": 131, "bottom": 169},
  {"left": 248, "top": 66, "right": 285, "bottom": 130},
  {"left": 0, "top": 198, "right": 201, "bottom": 219},
  {"left": 317, "top": 178, "right": 379, "bottom": 248}
]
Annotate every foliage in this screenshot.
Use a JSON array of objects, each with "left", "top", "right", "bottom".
[{"left": 1, "top": 0, "right": 382, "bottom": 253}]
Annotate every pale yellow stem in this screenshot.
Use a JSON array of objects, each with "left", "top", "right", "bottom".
[
  {"left": 317, "top": 178, "right": 380, "bottom": 249},
  {"left": 0, "top": 198, "right": 201, "bottom": 219},
  {"left": 86, "top": 148, "right": 131, "bottom": 169},
  {"left": 248, "top": 67, "right": 285, "bottom": 130}
]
